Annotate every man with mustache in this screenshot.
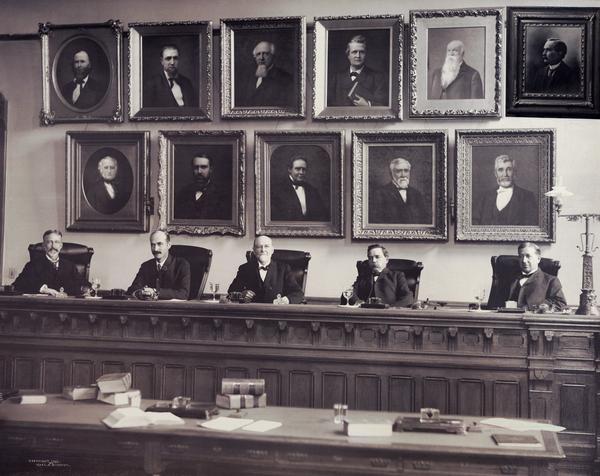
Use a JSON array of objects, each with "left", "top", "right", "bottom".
[
  {"left": 530, "top": 38, "right": 580, "bottom": 94},
  {"left": 237, "top": 40, "right": 293, "bottom": 107},
  {"left": 371, "top": 158, "right": 428, "bottom": 224},
  {"left": 228, "top": 235, "right": 304, "bottom": 304},
  {"left": 348, "top": 244, "right": 413, "bottom": 308},
  {"left": 174, "top": 154, "right": 231, "bottom": 220},
  {"left": 328, "top": 34, "right": 388, "bottom": 107},
  {"left": 60, "top": 50, "right": 103, "bottom": 109},
  {"left": 145, "top": 45, "right": 198, "bottom": 108},
  {"left": 270, "top": 155, "right": 329, "bottom": 221},
  {"left": 85, "top": 155, "right": 130, "bottom": 215},
  {"left": 429, "top": 40, "right": 483, "bottom": 100},
  {"left": 127, "top": 229, "right": 191, "bottom": 300},
  {"left": 474, "top": 155, "right": 538, "bottom": 226},
  {"left": 12, "top": 230, "right": 83, "bottom": 296}
]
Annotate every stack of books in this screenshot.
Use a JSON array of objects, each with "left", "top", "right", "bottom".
[
  {"left": 216, "top": 378, "right": 267, "bottom": 409},
  {"left": 95, "top": 372, "right": 141, "bottom": 407},
  {"left": 62, "top": 385, "right": 98, "bottom": 401}
]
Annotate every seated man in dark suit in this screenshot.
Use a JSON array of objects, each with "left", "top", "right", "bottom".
[
  {"left": 60, "top": 50, "right": 103, "bottom": 109},
  {"left": 174, "top": 154, "right": 231, "bottom": 220},
  {"left": 144, "top": 45, "right": 198, "bottom": 108},
  {"left": 328, "top": 34, "right": 388, "bottom": 107},
  {"left": 236, "top": 41, "right": 293, "bottom": 107},
  {"left": 506, "top": 242, "right": 567, "bottom": 311},
  {"left": 13, "top": 229, "right": 83, "bottom": 296},
  {"left": 473, "top": 155, "right": 538, "bottom": 226},
  {"left": 349, "top": 244, "right": 413, "bottom": 307},
  {"left": 127, "top": 229, "right": 190, "bottom": 300},
  {"left": 270, "top": 155, "right": 329, "bottom": 221},
  {"left": 228, "top": 235, "right": 304, "bottom": 304},
  {"left": 371, "top": 157, "right": 428, "bottom": 224}
]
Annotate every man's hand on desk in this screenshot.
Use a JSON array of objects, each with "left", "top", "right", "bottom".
[
  {"left": 39, "top": 284, "right": 67, "bottom": 298},
  {"left": 241, "top": 289, "right": 255, "bottom": 303}
]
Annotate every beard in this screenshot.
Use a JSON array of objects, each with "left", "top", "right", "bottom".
[
  {"left": 440, "top": 56, "right": 462, "bottom": 90},
  {"left": 255, "top": 64, "right": 269, "bottom": 78},
  {"left": 74, "top": 65, "right": 91, "bottom": 81},
  {"left": 393, "top": 177, "right": 409, "bottom": 189},
  {"left": 193, "top": 175, "right": 210, "bottom": 191}
]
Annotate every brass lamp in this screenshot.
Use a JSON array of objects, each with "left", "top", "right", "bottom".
[{"left": 545, "top": 183, "right": 599, "bottom": 315}]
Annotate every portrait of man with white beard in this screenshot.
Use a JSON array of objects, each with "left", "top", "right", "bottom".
[{"left": 428, "top": 39, "right": 483, "bottom": 100}]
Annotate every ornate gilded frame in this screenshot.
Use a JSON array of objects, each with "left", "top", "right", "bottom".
[
  {"left": 455, "top": 129, "right": 555, "bottom": 242},
  {"left": 312, "top": 15, "right": 403, "bottom": 121},
  {"left": 40, "top": 20, "right": 123, "bottom": 125},
  {"left": 352, "top": 130, "right": 447, "bottom": 241},
  {"left": 158, "top": 130, "right": 245, "bottom": 236},
  {"left": 255, "top": 131, "right": 344, "bottom": 237},
  {"left": 66, "top": 131, "right": 150, "bottom": 232},
  {"left": 128, "top": 21, "right": 212, "bottom": 121},
  {"left": 221, "top": 17, "right": 306, "bottom": 119},
  {"left": 409, "top": 8, "right": 502, "bottom": 118},
  {"left": 506, "top": 7, "right": 600, "bottom": 118}
]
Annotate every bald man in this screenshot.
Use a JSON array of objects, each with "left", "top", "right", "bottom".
[
  {"left": 228, "top": 235, "right": 304, "bottom": 304},
  {"left": 60, "top": 50, "right": 103, "bottom": 109},
  {"left": 371, "top": 158, "right": 428, "bottom": 224},
  {"left": 236, "top": 41, "right": 294, "bottom": 107},
  {"left": 127, "top": 230, "right": 191, "bottom": 300},
  {"left": 429, "top": 40, "right": 483, "bottom": 100},
  {"left": 85, "top": 155, "right": 131, "bottom": 215}
]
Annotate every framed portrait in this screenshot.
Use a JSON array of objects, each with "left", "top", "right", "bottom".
[
  {"left": 255, "top": 131, "right": 344, "bottom": 237},
  {"left": 158, "top": 130, "right": 245, "bottom": 236},
  {"left": 352, "top": 131, "right": 447, "bottom": 241},
  {"left": 221, "top": 17, "right": 305, "bottom": 119},
  {"left": 312, "top": 15, "right": 403, "bottom": 121},
  {"left": 455, "top": 129, "right": 555, "bottom": 243},
  {"left": 39, "top": 20, "right": 123, "bottom": 125},
  {"left": 409, "top": 8, "right": 502, "bottom": 118},
  {"left": 128, "top": 21, "right": 212, "bottom": 121},
  {"left": 506, "top": 7, "right": 600, "bottom": 118},
  {"left": 66, "top": 131, "right": 150, "bottom": 232}
]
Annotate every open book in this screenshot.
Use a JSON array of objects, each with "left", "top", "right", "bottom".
[{"left": 102, "top": 407, "right": 184, "bottom": 429}]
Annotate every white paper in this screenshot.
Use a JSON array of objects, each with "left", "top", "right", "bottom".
[
  {"left": 199, "top": 417, "right": 254, "bottom": 432},
  {"left": 241, "top": 420, "right": 282, "bottom": 433},
  {"left": 481, "top": 417, "right": 565, "bottom": 433}
]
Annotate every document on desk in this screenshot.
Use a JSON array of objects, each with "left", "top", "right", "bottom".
[
  {"left": 199, "top": 417, "right": 254, "bottom": 432},
  {"left": 241, "top": 420, "right": 282, "bottom": 433},
  {"left": 481, "top": 417, "right": 565, "bottom": 432}
]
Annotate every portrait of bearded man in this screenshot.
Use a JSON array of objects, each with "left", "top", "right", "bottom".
[
  {"left": 59, "top": 49, "right": 104, "bottom": 109},
  {"left": 428, "top": 39, "right": 483, "bottom": 100}
]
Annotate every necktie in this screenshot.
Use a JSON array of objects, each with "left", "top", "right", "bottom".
[
  {"left": 156, "top": 261, "right": 161, "bottom": 273},
  {"left": 350, "top": 72, "right": 358, "bottom": 82},
  {"left": 53, "top": 261, "right": 59, "bottom": 271},
  {"left": 72, "top": 79, "right": 83, "bottom": 103},
  {"left": 168, "top": 78, "right": 175, "bottom": 88}
]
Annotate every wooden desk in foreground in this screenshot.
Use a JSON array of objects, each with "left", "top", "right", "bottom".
[
  {"left": 0, "top": 396, "right": 563, "bottom": 475},
  {"left": 0, "top": 296, "right": 597, "bottom": 473}
]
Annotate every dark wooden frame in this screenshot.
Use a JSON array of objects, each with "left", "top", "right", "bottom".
[
  {"left": 409, "top": 8, "right": 503, "bottom": 118},
  {"left": 39, "top": 20, "right": 123, "bottom": 125},
  {"left": 158, "top": 130, "right": 245, "bottom": 236},
  {"left": 352, "top": 130, "right": 447, "bottom": 241},
  {"left": 455, "top": 129, "right": 555, "bottom": 242},
  {"left": 0, "top": 94, "right": 6, "bottom": 281},
  {"left": 220, "top": 16, "right": 306, "bottom": 119},
  {"left": 66, "top": 131, "right": 150, "bottom": 232},
  {"left": 128, "top": 21, "right": 212, "bottom": 121},
  {"left": 255, "top": 131, "right": 344, "bottom": 237},
  {"left": 312, "top": 15, "right": 403, "bottom": 121},
  {"left": 506, "top": 7, "right": 600, "bottom": 118}
]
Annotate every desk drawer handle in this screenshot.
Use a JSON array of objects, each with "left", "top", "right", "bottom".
[
  {"left": 286, "top": 452, "right": 308, "bottom": 462},
  {"left": 500, "top": 465, "right": 518, "bottom": 475},
  {"left": 412, "top": 460, "right": 432, "bottom": 470},
  {"left": 370, "top": 458, "right": 390, "bottom": 468},
  {"left": 246, "top": 449, "right": 268, "bottom": 459},
  {"left": 167, "top": 443, "right": 190, "bottom": 453}
]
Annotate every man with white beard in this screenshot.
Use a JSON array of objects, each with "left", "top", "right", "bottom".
[
  {"left": 237, "top": 40, "right": 293, "bottom": 107},
  {"left": 428, "top": 40, "right": 483, "bottom": 100}
]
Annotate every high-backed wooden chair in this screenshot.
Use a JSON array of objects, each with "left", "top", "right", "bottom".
[
  {"left": 487, "top": 255, "right": 561, "bottom": 309},
  {"left": 356, "top": 259, "right": 424, "bottom": 301},
  {"left": 170, "top": 245, "right": 212, "bottom": 300},
  {"left": 28, "top": 242, "right": 94, "bottom": 285},
  {"left": 245, "top": 249, "right": 311, "bottom": 294}
]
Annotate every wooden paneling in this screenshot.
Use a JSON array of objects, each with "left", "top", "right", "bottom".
[
  {"left": 71, "top": 360, "right": 94, "bottom": 386},
  {"left": 192, "top": 366, "right": 217, "bottom": 402},
  {"left": 41, "top": 359, "right": 63, "bottom": 394},
  {"left": 289, "top": 371, "right": 313, "bottom": 408}
]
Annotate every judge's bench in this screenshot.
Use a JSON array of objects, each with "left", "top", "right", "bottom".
[{"left": 0, "top": 295, "right": 597, "bottom": 474}]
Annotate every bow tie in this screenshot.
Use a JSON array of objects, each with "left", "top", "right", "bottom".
[
  {"left": 76, "top": 78, "right": 84, "bottom": 85},
  {"left": 497, "top": 187, "right": 512, "bottom": 194},
  {"left": 259, "top": 266, "right": 270, "bottom": 271},
  {"left": 350, "top": 72, "right": 359, "bottom": 80},
  {"left": 291, "top": 181, "right": 304, "bottom": 188},
  {"left": 372, "top": 271, "right": 381, "bottom": 277}
]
